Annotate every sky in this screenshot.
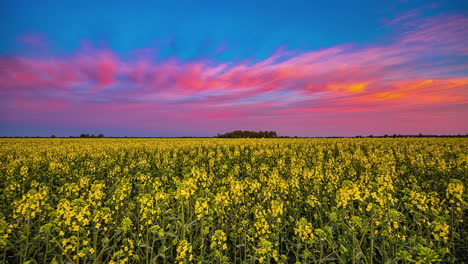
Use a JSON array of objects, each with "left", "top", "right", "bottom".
[{"left": 0, "top": 0, "right": 467, "bottom": 137}]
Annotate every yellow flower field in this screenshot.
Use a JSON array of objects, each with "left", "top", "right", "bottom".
[{"left": 0, "top": 138, "right": 466, "bottom": 263}]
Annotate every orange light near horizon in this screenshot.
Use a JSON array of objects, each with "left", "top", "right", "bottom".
[
  {"left": 328, "top": 82, "right": 368, "bottom": 93},
  {"left": 347, "top": 82, "right": 368, "bottom": 93},
  {"left": 373, "top": 92, "right": 403, "bottom": 101},
  {"left": 399, "top": 79, "right": 433, "bottom": 92},
  {"left": 447, "top": 79, "right": 468, "bottom": 87}
]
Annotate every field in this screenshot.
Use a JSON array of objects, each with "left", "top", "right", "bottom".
[{"left": 0, "top": 138, "right": 466, "bottom": 263}]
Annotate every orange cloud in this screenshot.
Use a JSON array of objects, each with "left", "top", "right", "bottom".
[
  {"left": 347, "top": 82, "right": 368, "bottom": 93},
  {"left": 327, "top": 82, "right": 368, "bottom": 93}
]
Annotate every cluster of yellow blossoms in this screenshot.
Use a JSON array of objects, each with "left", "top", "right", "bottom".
[{"left": 176, "top": 239, "right": 193, "bottom": 263}]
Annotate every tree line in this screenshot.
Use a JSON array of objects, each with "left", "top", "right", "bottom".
[
  {"left": 79, "top": 133, "right": 105, "bottom": 138},
  {"left": 48, "top": 134, "right": 104, "bottom": 138},
  {"left": 215, "top": 130, "right": 278, "bottom": 138}
]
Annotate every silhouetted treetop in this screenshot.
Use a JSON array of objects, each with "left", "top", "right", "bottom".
[
  {"left": 79, "top": 133, "right": 105, "bottom": 138},
  {"left": 215, "top": 130, "right": 278, "bottom": 138}
]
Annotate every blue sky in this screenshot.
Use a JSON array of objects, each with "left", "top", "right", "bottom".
[{"left": 1, "top": 0, "right": 465, "bottom": 59}]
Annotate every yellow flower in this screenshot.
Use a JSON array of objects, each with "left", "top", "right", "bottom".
[
  {"left": 294, "top": 217, "right": 315, "bottom": 242},
  {"left": 210, "top": 230, "right": 227, "bottom": 250},
  {"left": 176, "top": 239, "right": 193, "bottom": 263}
]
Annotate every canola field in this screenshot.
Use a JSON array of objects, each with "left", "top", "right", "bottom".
[{"left": 0, "top": 138, "right": 466, "bottom": 263}]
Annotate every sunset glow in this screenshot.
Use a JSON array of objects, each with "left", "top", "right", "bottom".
[{"left": 0, "top": 0, "right": 467, "bottom": 136}]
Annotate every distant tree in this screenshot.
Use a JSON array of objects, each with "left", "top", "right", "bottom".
[
  {"left": 80, "top": 133, "right": 97, "bottom": 138},
  {"left": 50, "top": 134, "right": 56, "bottom": 138},
  {"left": 215, "top": 130, "right": 279, "bottom": 138},
  {"left": 97, "top": 133, "right": 104, "bottom": 138}
]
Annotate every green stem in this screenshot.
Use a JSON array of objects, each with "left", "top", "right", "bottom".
[
  {"left": 43, "top": 233, "right": 49, "bottom": 264},
  {"left": 370, "top": 213, "right": 374, "bottom": 264}
]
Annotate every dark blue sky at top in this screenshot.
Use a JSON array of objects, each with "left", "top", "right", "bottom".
[{"left": 1, "top": 0, "right": 466, "bottom": 62}]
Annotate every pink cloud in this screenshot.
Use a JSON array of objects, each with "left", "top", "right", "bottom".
[{"left": 74, "top": 49, "right": 119, "bottom": 88}]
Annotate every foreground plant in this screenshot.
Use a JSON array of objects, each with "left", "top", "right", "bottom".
[{"left": 0, "top": 138, "right": 466, "bottom": 263}]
